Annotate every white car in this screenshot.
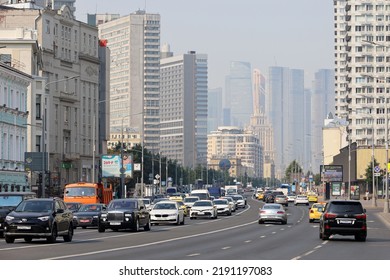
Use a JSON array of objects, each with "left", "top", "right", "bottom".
[
  {"left": 287, "top": 194, "right": 296, "bottom": 202},
  {"left": 183, "top": 196, "right": 199, "bottom": 210},
  {"left": 294, "top": 195, "right": 309, "bottom": 206},
  {"left": 213, "top": 198, "right": 232, "bottom": 215},
  {"left": 150, "top": 201, "right": 185, "bottom": 225},
  {"left": 190, "top": 200, "right": 217, "bottom": 219},
  {"left": 229, "top": 194, "right": 246, "bottom": 208},
  {"left": 221, "top": 196, "right": 237, "bottom": 212}
]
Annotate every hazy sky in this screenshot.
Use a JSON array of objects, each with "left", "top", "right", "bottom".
[{"left": 75, "top": 0, "right": 334, "bottom": 89}]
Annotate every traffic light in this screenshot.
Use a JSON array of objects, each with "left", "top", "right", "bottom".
[
  {"left": 38, "top": 173, "right": 42, "bottom": 184},
  {"left": 45, "top": 171, "right": 51, "bottom": 187}
]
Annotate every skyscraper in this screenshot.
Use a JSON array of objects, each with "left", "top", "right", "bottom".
[
  {"left": 99, "top": 10, "right": 161, "bottom": 153},
  {"left": 225, "top": 61, "right": 253, "bottom": 128},
  {"left": 160, "top": 49, "right": 208, "bottom": 168},
  {"left": 207, "top": 87, "right": 223, "bottom": 133}
]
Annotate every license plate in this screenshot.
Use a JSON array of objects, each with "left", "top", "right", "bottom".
[
  {"left": 17, "top": 226, "right": 31, "bottom": 230},
  {"left": 80, "top": 219, "right": 90, "bottom": 223},
  {"left": 110, "top": 222, "right": 121, "bottom": 225},
  {"left": 197, "top": 212, "right": 204, "bottom": 215},
  {"left": 338, "top": 220, "right": 353, "bottom": 224}
]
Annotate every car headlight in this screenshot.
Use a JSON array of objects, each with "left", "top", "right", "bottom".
[
  {"left": 93, "top": 215, "right": 98, "bottom": 219},
  {"left": 101, "top": 213, "right": 107, "bottom": 218},
  {"left": 38, "top": 216, "right": 50, "bottom": 221},
  {"left": 73, "top": 215, "right": 78, "bottom": 218},
  {"left": 5, "top": 216, "right": 14, "bottom": 221},
  {"left": 168, "top": 213, "right": 177, "bottom": 217},
  {"left": 124, "top": 213, "right": 132, "bottom": 217}
]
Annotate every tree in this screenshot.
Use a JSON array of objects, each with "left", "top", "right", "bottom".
[{"left": 285, "top": 160, "right": 303, "bottom": 183}]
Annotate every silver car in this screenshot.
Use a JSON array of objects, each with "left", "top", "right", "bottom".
[
  {"left": 274, "top": 195, "right": 288, "bottom": 206},
  {"left": 258, "top": 203, "right": 287, "bottom": 224}
]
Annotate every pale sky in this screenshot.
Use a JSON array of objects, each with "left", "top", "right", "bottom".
[{"left": 75, "top": 0, "right": 334, "bottom": 89}]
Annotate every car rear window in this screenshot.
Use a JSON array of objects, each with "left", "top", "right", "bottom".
[{"left": 328, "top": 201, "right": 363, "bottom": 213}]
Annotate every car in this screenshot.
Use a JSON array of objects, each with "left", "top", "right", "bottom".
[
  {"left": 176, "top": 200, "right": 188, "bottom": 216},
  {"left": 65, "top": 202, "right": 82, "bottom": 213},
  {"left": 141, "top": 198, "right": 152, "bottom": 211},
  {"left": 213, "top": 198, "right": 232, "bottom": 215},
  {"left": 319, "top": 200, "right": 367, "bottom": 241},
  {"left": 183, "top": 196, "right": 199, "bottom": 210},
  {"left": 150, "top": 200, "right": 185, "bottom": 225},
  {"left": 221, "top": 196, "right": 237, "bottom": 212},
  {"left": 274, "top": 195, "right": 288, "bottom": 206},
  {"left": 294, "top": 195, "right": 309, "bottom": 206},
  {"left": 287, "top": 193, "right": 296, "bottom": 202},
  {"left": 309, "top": 202, "right": 325, "bottom": 223},
  {"left": 262, "top": 190, "right": 273, "bottom": 202},
  {"left": 4, "top": 197, "right": 74, "bottom": 243},
  {"left": 0, "top": 192, "right": 36, "bottom": 237},
  {"left": 98, "top": 198, "right": 151, "bottom": 232},
  {"left": 228, "top": 194, "right": 247, "bottom": 208},
  {"left": 72, "top": 203, "right": 107, "bottom": 229},
  {"left": 189, "top": 200, "right": 217, "bottom": 219},
  {"left": 258, "top": 203, "right": 287, "bottom": 224},
  {"left": 307, "top": 193, "right": 318, "bottom": 203},
  {"left": 256, "top": 191, "right": 264, "bottom": 200},
  {"left": 264, "top": 193, "right": 275, "bottom": 203}
]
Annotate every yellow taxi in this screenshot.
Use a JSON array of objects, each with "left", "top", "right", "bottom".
[
  {"left": 169, "top": 194, "right": 184, "bottom": 202},
  {"left": 176, "top": 201, "right": 188, "bottom": 216},
  {"left": 256, "top": 191, "right": 264, "bottom": 200},
  {"left": 309, "top": 202, "right": 326, "bottom": 223},
  {"left": 307, "top": 192, "right": 318, "bottom": 203}
]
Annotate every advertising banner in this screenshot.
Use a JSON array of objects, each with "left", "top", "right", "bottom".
[
  {"left": 320, "top": 165, "right": 343, "bottom": 182},
  {"left": 102, "top": 155, "right": 132, "bottom": 178}
]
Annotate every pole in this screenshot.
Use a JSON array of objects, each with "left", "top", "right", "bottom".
[
  {"left": 41, "top": 114, "right": 46, "bottom": 198},
  {"left": 92, "top": 108, "right": 96, "bottom": 183},
  {"left": 120, "top": 118, "right": 125, "bottom": 198},
  {"left": 348, "top": 136, "right": 351, "bottom": 199},
  {"left": 384, "top": 95, "right": 389, "bottom": 212}
]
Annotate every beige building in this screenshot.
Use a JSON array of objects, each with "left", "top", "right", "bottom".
[
  {"left": 207, "top": 126, "right": 262, "bottom": 177},
  {"left": 0, "top": 5, "right": 100, "bottom": 193}
]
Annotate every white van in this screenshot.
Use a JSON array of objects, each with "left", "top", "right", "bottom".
[{"left": 190, "top": 189, "right": 210, "bottom": 200}]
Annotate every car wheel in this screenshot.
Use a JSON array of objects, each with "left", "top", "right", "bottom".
[
  {"left": 132, "top": 219, "right": 140, "bottom": 232},
  {"left": 24, "top": 237, "right": 33, "bottom": 242},
  {"left": 176, "top": 215, "right": 180, "bottom": 225},
  {"left": 309, "top": 219, "right": 313, "bottom": 223},
  {"left": 355, "top": 233, "right": 366, "bottom": 242},
  {"left": 282, "top": 220, "right": 287, "bottom": 225},
  {"left": 258, "top": 220, "right": 264, "bottom": 224},
  {"left": 228, "top": 211, "right": 232, "bottom": 216},
  {"left": 5, "top": 236, "right": 15, "bottom": 243},
  {"left": 63, "top": 224, "right": 74, "bottom": 242},
  {"left": 144, "top": 218, "right": 151, "bottom": 231},
  {"left": 321, "top": 230, "right": 329, "bottom": 240},
  {"left": 98, "top": 223, "right": 105, "bottom": 233},
  {"left": 47, "top": 225, "right": 58, "bottom": 243}
]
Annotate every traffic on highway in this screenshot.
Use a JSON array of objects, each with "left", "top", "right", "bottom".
[{"left": 1, "top": 185, "right": 390, "bottom": 260}]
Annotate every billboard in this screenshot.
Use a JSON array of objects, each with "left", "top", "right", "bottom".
[
  {"left": 320, "top": 165, "right": 343, "bottom": 182},
  {"left": 101, "top": 155, "right": 132, "bottom": 178}
]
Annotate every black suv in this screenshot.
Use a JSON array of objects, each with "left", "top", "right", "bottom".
[
  {"left": 98, "top": 198, "right": 151, "bottom": 232},
  {"left": 0, "top": 192, "right": 36, "bottom": 237},
  {"left": 319, "top": 200, "right": 367, "bottom": 241},
  {"left": 4, "top": 197, "right": 74, "bottom": 243}
]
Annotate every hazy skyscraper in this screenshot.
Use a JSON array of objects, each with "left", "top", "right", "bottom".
[
  {"left": 208, "top": 87, "right": 223, "bottom": 133},
  {"left": 268, "top": 66, "right": 305, "bottom": 178},
  {"left": 225, "top": 61, "right": 253, "bottom": 128},
  {"left": 311, "top": 69, "right": 335, "bottom": 173}
]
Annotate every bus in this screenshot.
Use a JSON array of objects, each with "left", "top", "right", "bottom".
[
  {"left": 63, "top": 182, "right": 113, "bottom": 205},
  {"left": 277, "top": 184, "right": 291, "bottom": 195}
]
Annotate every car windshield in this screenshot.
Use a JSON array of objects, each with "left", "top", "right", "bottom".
[
  {"left": 109, "top": 200, "right": 136, "bottom": 209},
  {"left": 141, "top": 199, "right": 151, "bottom": 205},
  {"left": 65, "top": 187, "right": 96, "bottom": 197},
  {"left": 213, "top": 200, "right": 227, "bottom": 205},
  {"left": 16, "top": 201, "right": 52, "bottom": 212},
  {"left": 184, "top": 197, "right": 198, "bottom": 202},
  {"left": 78, "top": 204, "right": 101, "bottom": 212},
  {"left": 193, "top": 201, "right": 212, "bottom": 207},
  {"left": 263, "top": 205, "right": 282, "bottom": 210},
  {"left": 0, "top": 195, "right": 23, "bottom": 207},
  {"left": 153, "top": 203, "right": 177, "bottom": 210},
  {"left": 66, "top": 203, "right": 80, "bottom": 211},
  {"left": 328, "top": 202, "right": 363, "bottom": 213}
]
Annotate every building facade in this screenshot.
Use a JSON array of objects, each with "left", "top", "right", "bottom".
[
  {"left": 99, "top": 10, "right": 161, "bottom": 154},
  {"left": 0, "top": 62, "right": 31, "bottom": 192},
  {"left": 160, "top": 49, "right": 208, "bottom": 168}
]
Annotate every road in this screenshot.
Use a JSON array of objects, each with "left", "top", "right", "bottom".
[{"left": 1, "top": 194, "right": 390, "bottom": 260}]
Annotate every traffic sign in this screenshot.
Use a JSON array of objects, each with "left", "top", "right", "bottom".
[
  {"left": 155, "top": 174, "right": 160, "bottom": 179},
  {"left": 374, "top": 166, "right": 381, "bottom": 173}
]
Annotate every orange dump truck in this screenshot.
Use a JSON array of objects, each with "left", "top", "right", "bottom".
[{"left": 63, "top": 182, "right": 113, "bottom": 205}]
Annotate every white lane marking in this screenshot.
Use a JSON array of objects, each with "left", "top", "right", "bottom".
[
  {"left": 272, "top": 232, "right": 276, "bottom": 234},
  {"left": 280, "top": 228, "right": 285, "bottom": 231},
  {"left": 187, "top": 253, "right": 200, "bottom": 257},
  {"left": 291, "top": 241, "right": 328, "bottom": 260},
  {"left": 43, "top": 219, "right": 259, "bottom": 260},
  {"left": 245, "top": 240, "right": 252, "bottom": 243},
  {"left": 260, "top": 235, "right": 266, "bottom": 238},
  {"left": 221, "top": 246, "right": 231, "bottom": 250},
  {"left": 303, "top": 250, "right": 315, "bottom": 256}
]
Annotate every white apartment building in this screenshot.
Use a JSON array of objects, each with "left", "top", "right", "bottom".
[
  {"left": 207, "top": 126, "right": 262, "bottom": 177},
  {"left": 334, "top": 0, "right": 390, "bottom": 149},
  {"left": 0, "top": 5, "right": 100, "bottom": 193},
  {"left": 160, "top": 48, "right": 208, "bottom": 168},
  {"left": 98, "top": 10, "right": 161, "bottom": 154}
]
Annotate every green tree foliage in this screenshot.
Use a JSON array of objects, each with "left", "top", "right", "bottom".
[{"left": 285, "top": 160, "right": 303, "bottom": 183}]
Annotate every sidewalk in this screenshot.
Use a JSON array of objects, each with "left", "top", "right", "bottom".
[{"left": 360, "top": 198, "right": 390, "bottom": 228}]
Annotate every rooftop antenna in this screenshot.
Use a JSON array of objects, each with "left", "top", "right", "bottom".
[{"left": 144, "top": 0, "right": 147, "bottom": 11}]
